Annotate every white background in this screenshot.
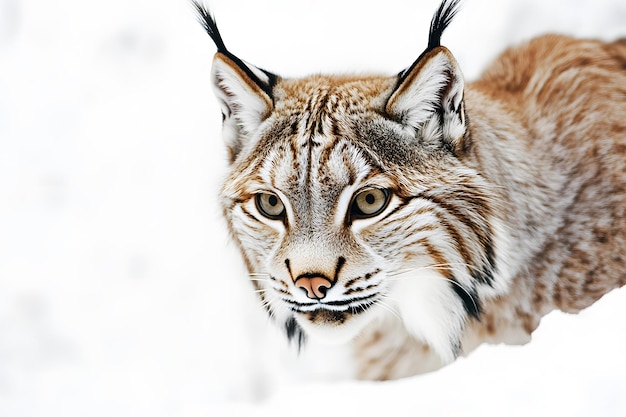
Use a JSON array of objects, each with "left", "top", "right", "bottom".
[{"left": 1, "top": 0, "right": 625, "bottom": 416}]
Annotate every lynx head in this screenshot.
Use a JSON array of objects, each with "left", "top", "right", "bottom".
[{"left": 194, "top": 0, "right": 503, "bottom": 363}]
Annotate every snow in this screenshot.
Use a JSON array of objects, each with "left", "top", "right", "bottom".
[{"left": 0, "top": 0, "right": 625, "bottom": 416}]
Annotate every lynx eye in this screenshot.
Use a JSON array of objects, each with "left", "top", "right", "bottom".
[
  {"left": 351, "top": 188, "right": 390, "bottom": 219},
  {"left": 255, "top": 192, "right": 286, "bottom": 220}
]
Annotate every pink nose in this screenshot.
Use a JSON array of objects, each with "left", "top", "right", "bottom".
[{"left": 295, "top": 276, "right": 333, "bottom": 299}]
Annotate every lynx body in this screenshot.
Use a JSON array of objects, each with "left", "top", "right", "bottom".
[{"left": 194, "top": 0, "right": 626, "bottom": 379}]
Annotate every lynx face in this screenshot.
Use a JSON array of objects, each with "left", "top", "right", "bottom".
[
  {"left": 220, "top": 73, "right": 502, "bottom": 359},
  {"left": 195, "top": 0, "right": 507, "bottom": 362}
]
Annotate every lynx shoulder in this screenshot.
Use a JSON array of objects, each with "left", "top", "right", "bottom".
[{"left": 193, "top": 0, "right": 626, "bottom": 380}]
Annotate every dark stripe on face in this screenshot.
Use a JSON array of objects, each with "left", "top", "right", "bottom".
[
  {"left": 234, "top": 119, "right": 297, "bottom": 182},
  {"left": 433, "top": 210, "right": 474, "bottom": 273},
  {"left": 241, "top": 205, "right": 261, "bottom": 223},
  {"left": 343, "top": 268, "right": 381, "bottom": 290},
  {"left": 269, "top": 274, "right": 289, "bottom": 290},
  {"left": 418, "top": 237, "right": 453, "bottom": 279},
  {"left": 417, "top": 191, "right": 496, "bottom": 287},
  {"left": 334, "top": 256, "right": 346, "bottom": 282}
]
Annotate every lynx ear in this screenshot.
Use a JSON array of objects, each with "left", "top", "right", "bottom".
[
  {"left": 386, "top": 47, "right": 466, "bottom": 153},
  {"left": 211, "top": 53, "right": 275, "bottom": 159},
  {"left": 193, "top": 1, "right": 277, "bottom": 161},
  {"left": 386, "top": 0, "right": 467, "bottom": 154}
]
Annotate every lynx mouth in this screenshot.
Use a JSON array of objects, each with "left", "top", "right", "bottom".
[
  {"left": 301, "top": 309, "right": 351, "bottom": 326},
  {"left": 290, "top": 296, "right": 381, "bottom": 343},
  {"left": 282, "top": 294, "right": 379, "bottom": 314}
]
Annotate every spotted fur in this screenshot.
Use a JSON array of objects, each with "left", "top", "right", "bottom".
[{"left": 193, "top": 0, "right": 626, "bottom": 380}]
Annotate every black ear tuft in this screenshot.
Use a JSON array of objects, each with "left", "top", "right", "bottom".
[
  {"left": 427, "top": 0, "right": 462, "bottom": 51},
  {"left": 191, "top": 1, "right": 278, "bottom": 98},
  {"left": 398, "top": 0, "right": 462, "bottom": 82},
  {"left": 191, "top": 1, "right": 228, "bottom": 53},
  {"left": 386, "top": 0, "right": 466, "bottom": 153}
]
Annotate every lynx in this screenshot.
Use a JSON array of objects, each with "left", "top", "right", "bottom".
[{"left": 193, "top": 0, "right": 626, "bottom": 380}]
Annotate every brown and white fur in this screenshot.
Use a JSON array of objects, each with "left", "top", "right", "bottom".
[{"left": 193, "top": 0, "right": 626, "bottom": 380}]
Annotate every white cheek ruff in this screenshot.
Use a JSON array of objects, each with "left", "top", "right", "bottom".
[{"left": 389, "top": 268, "right": 466, "bottom": 363}]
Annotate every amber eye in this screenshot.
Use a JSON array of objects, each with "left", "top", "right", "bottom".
[
  {"left": 255, "top": 192, "right": 286, "bottom": 220},
  {"left": 351, "top": 188, "right": 390, "bottom": 220}
]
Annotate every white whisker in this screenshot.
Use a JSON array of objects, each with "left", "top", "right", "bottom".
[
  {"left": 257, "top": 295, "right": 279, "bottom": 319},
  {"left": 445, "top": 279, "right": 480, "bottom": 313},
  {"left": 387, "top": 261, "right": 482, "bottom": 280},
  {"left": 387, "top": 265, "right": 480, "bottom": 313},
  {"left": 375, "top": 297, "right": 401, "bottom": 321}
]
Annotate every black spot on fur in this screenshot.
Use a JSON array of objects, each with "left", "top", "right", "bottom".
[
  {"left": 285, "top": 317, "right": 306, "bottom": 351},
  {"left": 472, "top": 237, "right": 497, "bottom": 287},
  {"left": 450, "top": 334, "right": 462, "bottom": 358},
  {"left": 450, "top": 281, "right": 482, "bottom": 319}
]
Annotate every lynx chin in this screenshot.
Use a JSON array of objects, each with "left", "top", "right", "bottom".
[{"left": 193, "top": 0, "right": 626, "bottom": 380}]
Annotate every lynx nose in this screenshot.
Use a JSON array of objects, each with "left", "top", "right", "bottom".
[{"left": 295, "top": 275, "right": 333, "bottom": 300}]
